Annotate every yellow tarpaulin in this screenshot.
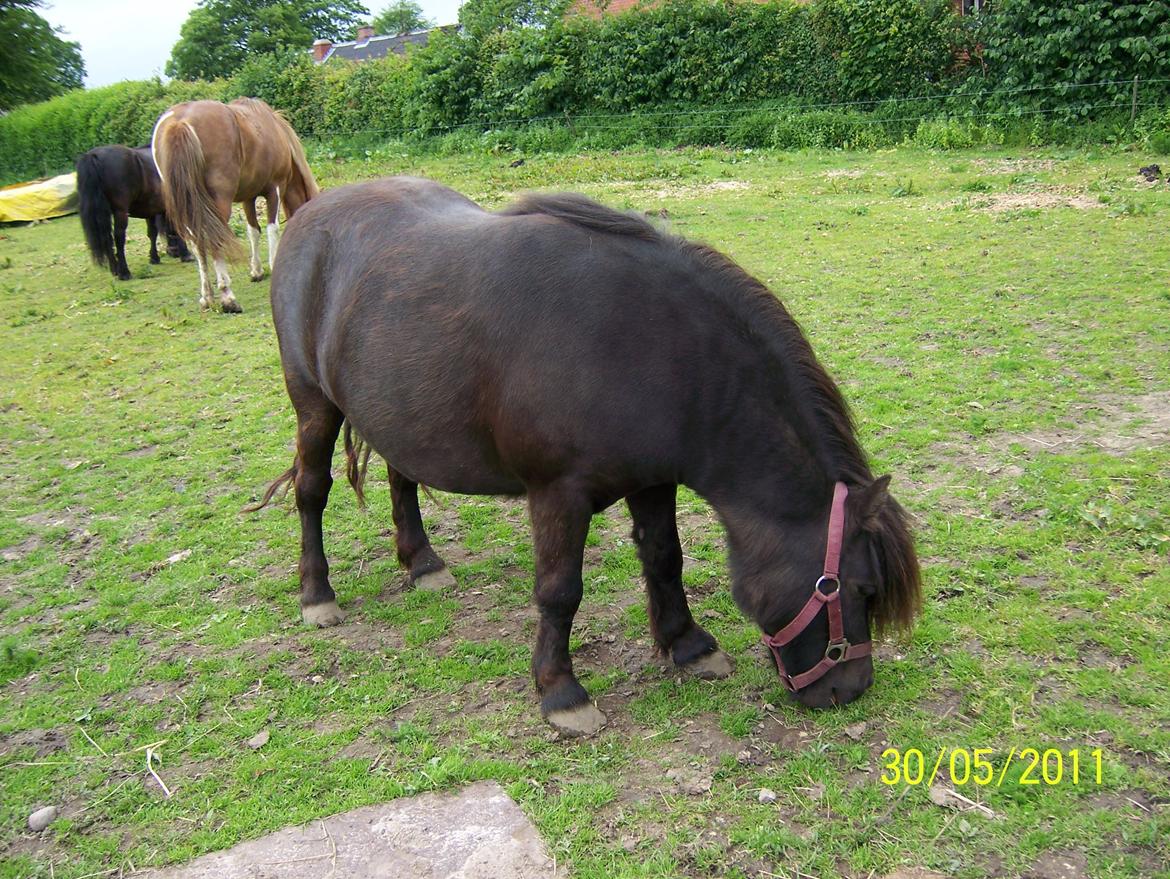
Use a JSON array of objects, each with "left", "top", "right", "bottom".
[{"left": 0, "top": 173, "right": 78, "bottom": 222}]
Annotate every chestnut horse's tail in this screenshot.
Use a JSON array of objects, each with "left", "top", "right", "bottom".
[
  {"left": 155, "top": 115, "right": 243, "bottom": 260},
  {"left": 245, "top": 418, "right": 371, "bottom": 513},
  {"left": 272, "top": 109, "right": 319, "bottom": 205},
  {"left": 76, "top": 151, "right": 115, "bottom": 269}
]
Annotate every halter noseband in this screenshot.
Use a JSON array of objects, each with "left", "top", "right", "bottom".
[{"left": 761, "top": 482, "right": 872, "bottom": 692}]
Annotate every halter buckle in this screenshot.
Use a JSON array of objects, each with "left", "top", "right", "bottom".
[{"left": 824, "top": 640, "right": 849, "bottom": 663}]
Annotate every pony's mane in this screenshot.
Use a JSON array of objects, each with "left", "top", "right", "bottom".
[
  {"left": 502, "top": 192, "right": 868, "bottom": 481},
  {"left": 501, "top": 192, "right": 920, "bottom": 632}
]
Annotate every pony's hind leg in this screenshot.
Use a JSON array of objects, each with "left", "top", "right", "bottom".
[
  {"left": 626, "top": 484, "right": 734, "bottom": 680},
  {"left": 293, "top": 397, "right": 346, "bottom": 626},
  {"left": 387, "top": 466, "right": 455, "bottom": 590},
  {"left": 113, "top": 210, "right": 131, "bottom": 280},
  {"left": 243, "top": 199, "right": 264, "bottom": 282},
  {"left": 213, "top": 255, "right": 241, "bottom": 313},
  {"left": 386, "top": 474, "right": 449, "bottom": 587},
  {"left": 146, "top": 216, "right": 161, "bottom": 264},
  {"left": 190, "top": 246, "right": 215, "bottom": 310},
  {"left": 528, "top": 482, "right": 605, "bottom": 736}
]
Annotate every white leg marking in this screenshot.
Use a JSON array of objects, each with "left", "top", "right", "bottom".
[
  {"left": 192, "top": 246, "right": 213, "bottom": 309},
  {"left": 679, "top": 649, "right": 735, "bottom": 680},
  {"left": 247, "top": 225, "right": 263, "bottom": 280},
  {"left": 303, "top": 601, "right": 346, "bottom": 627},
  {"left": 266, "top": 222, "right": 280, "bottom": 270},
  {"left": 546, "top": 703, "right": 607, "bottom": 737},
  {"left": 413, "top": 568, "right": 456, "bottom": 591},
  {"left": 214, "top": 257, "right": 240, "bottom": 312}
]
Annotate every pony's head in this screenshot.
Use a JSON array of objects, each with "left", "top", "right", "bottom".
[{"left": 731, "top": 477, "right": 921, "bottom": 709}]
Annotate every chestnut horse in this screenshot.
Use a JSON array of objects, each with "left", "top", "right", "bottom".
[
  {"left": 257, "top": 177, "right": 921, "bottom": 736},
  {"left": 151, "top": 98, "right": 318, "bottom": 313},
  {"left": 76, "top": 145, "right": 190, "bottom": 280}
]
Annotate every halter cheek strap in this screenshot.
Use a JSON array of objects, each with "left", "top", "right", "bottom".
[{"left": 761, "top": 482, "right": 873, "bottom": 692}]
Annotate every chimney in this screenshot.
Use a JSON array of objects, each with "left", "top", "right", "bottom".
[
  {"left": 356, "top": 25, "right": 375, "bottom": 43},
  {"left": 311, "top": 39, "right": 332, "bottom": 62}
]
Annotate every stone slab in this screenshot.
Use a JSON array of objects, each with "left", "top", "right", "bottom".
[{"left": 140, "top": 781, "right": 553, "bottom": 879}]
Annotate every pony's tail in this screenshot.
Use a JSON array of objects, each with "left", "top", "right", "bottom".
[
  {"left": 243, "top": 461, "right": 298, "bottom": 513},
  {"left": 76, "top": 152, "right": 114, "bottom": 269},
  {"left": 246, "top": 421, "right": 409, "bottom": 515},
  {"left": 157, "top": 117, "right": 243, "bottom": 261},
  {"left": 343, "top": 420, "right": 372, "bottom": 509}
]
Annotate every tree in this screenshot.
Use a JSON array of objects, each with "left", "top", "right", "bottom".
[
  {"left": 166, "top": 0, "right": 369, "bottom": 81},
  {"left": 0, "top": 0, "right": 85, "bottom": 111},
  {"left": 456, "top": 0, "right": 571, "bottom": 39},
  {"left": 370, "top": 0, "right": 431, "bottom": 35}
]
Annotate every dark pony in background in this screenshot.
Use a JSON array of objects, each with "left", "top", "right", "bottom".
[
  {"left": 76, "top": 145, "right": 190, "bottom": 280},
  {"left": 257, "top": 177, "right": 922, "bottom": 736}
]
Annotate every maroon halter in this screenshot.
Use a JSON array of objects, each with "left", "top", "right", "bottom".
[{"left": 761, "top": 482, "right": 872, "bottom": 692}]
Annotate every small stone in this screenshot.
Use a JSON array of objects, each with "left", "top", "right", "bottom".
[
  {"left": 843, "top": 721, "right": 867, "bottom": 741},
  {"left": 247, "top": 729, "right": 270, "bottom": 750},
  {"left": 28, "top": 805, "right": 57, "bottom": 832},
  {"left": 736, "top": 749, "right": 753, "bottom": 764},
  {"left": 758, "top": 788, "right": 777, "bottom": 805}
]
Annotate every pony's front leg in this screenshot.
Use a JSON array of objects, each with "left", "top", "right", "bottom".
[
  {"left": 627, "top": 484, "right": 734, "bottom": 679},
  {"left": 528, "top": 483, "right": 605, "bottom": 736},
  {"left": 265, "top": 186, "right": 281, "bottom": 271},
  {"left": 243, "top": 199, "right": 264, "bottom": 282}
]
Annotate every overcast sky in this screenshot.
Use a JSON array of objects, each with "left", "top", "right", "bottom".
[{"left": 41, "top": 0, "right": 464, "bottom": 88}]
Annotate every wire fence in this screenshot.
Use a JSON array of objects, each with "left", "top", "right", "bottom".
[{"left": 301, "top": 76, "right": 1170, "bottom": 144}]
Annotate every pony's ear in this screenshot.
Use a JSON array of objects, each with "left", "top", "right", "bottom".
[{"left": 854, "top": 475, "right": 891, "bottom": 530}]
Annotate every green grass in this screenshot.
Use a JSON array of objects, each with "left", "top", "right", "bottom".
[{"left": 1, "top": 144, "right": 1168, "bottom": 879}]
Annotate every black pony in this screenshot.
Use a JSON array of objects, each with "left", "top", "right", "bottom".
[
  {"left": 257, "top": 177, "right": 922, "bottom": 736},
  {"left": 77, "top": 145, "right": 190, "bottom": 280}
]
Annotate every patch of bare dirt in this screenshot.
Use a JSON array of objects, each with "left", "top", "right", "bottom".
[
  {"left": 992, "top": 391, "right": 1170, "bottom": 456},
  {"left": 603, "top": 179, "right": 752, "bottom": 200},
  {"left": 0, "top": 726, "right": 68, "bottom": 757},
  {"left": 1024, "top": 850, "right": 1089, "bottom": 879},
  {"left": 959, "top": 190, "right": 1103, "bottom": 213},
  {"left": 970, "top": 158, "right": 1059, "bottom": 174}
]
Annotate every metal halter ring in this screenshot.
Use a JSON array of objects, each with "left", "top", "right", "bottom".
[{"left": 815, "top": 575, "right": 840, "bottom": 596}]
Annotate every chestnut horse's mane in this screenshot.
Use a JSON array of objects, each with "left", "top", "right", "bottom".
[{"left": 501, "top": 192, "right": 920, "bottom": 632}]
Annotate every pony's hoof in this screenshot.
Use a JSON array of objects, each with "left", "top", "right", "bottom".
[
  {"left": 150, "top": 256, "right": 161, "bottom": 265},
  {"left": 221, "top": 299, "right": 243, "bottom": 314},
  {"left": 679, "top": 649, "right": 735, "bottom": 680},
  {"left": 302, "top": 601, "right": 346, "bottom": 627},
  {"left": 413, "top": 567, "right": 456, "bottom": 591},
  {"left": 250, "top": 273, "right": 264, "bottom": 282},
  {"left": 546, "top": 702, "right": 606, "bottom": 737},
  {"left": 117, "top": 272, "right": 132, "bottom": 281},
  {"left": 179, "top": 254, "right": 194, "bottom": 263}
]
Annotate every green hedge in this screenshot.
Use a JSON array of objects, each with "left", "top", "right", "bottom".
[{"left": 1, "top": 0, "right": 1166, "bottom": 185}]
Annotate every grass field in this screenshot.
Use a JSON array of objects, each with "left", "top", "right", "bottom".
[{"left": 1, "top": 144, "right": 1168, "bottom": 879}]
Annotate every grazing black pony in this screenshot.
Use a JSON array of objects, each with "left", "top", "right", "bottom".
[
  {"left": 77, "top": 145, "right": 190, "bottom": 280},
  {"left": 257, "top": 177, "right": 921, "bottom": 736}
]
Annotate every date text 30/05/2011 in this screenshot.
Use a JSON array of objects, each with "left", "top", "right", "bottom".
[{"left": 880, "top": 748, "right": 1105, "bottom": 787}]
